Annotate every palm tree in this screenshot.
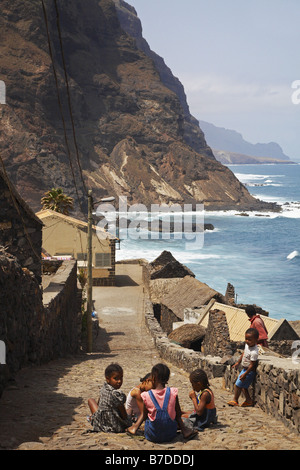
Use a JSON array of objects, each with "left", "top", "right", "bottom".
[{"left": 41, "top": 188, "right": 74, "bottom": 215}]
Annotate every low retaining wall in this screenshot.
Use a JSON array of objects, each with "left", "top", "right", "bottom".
[
  {"left": 144, "top": 297, "right": 300, "bottom": 434},
  {"left": 0, "top": 254, "right": 81, "bottom": 397},
  {"left": 42, "top": 260, "right": 82, "bottom": 361},
  {"left": 144, "top": 299, "right": 226, "bottom": 378},
  {"left": 224, "top": 356, "right": 300, "bottom": 433}
]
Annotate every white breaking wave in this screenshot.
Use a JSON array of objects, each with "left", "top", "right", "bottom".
[
  {"left": 234, "top": 172, "right": 285, "bottom": 182},
  {"left": 287, "top": 250, "right": 299, "bottom": 260},
  {"left": 280, "top": 202, "right": 300, "bottom": 219}
]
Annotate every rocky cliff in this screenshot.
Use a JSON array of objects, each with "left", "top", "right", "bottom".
[
  {"left": 212, "top": 149, "right": 295, "bottom": 165},
  {"left": 198, "top": 120, "right": 293, "bottom": 164},
  {"left": 0, "top": 0, "right": 277, "bottom": 216}
]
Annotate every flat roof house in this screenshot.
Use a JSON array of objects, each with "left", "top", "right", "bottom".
[{"left": 36, "top": 209, "right": 116, "bottom": 285}]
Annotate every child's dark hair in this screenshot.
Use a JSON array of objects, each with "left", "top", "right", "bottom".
[
  {"left": 246, "top": 327, "right": 259, "bottom": 339},
  {"left": 140, "top": 373, "right": 151, "bottom": 383},
  {"left": 245, "top": 305, "right": 256, "bottom": 317},
  {"left": 189, "top": 369, "right": 210, "bottom": 388},
  {"left": 151, "top": 363, "right": 170, "bottom": 386},
  {"left": 105, "top": 363, "right": 123, "bottom": 378}
]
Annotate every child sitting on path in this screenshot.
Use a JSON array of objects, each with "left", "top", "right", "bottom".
[
  {"left": 182, "top": 369, "right": 217, "bottom": 431},
  {"left": 125, "top": 373, "right": 153, "bottom": 422},
  {"left": 126, "top": 363, "right": 197, "bottom": 443},
  {"left": 228, "top": 328, "right": 259, "bottom": 407},
  {"left": 88, "top": 363, "right": 131, "bottom": 433}
]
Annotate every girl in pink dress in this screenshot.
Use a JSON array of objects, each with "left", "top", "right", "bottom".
[{"left": 126, "top": 363, "right": 197, "bottom": 443}]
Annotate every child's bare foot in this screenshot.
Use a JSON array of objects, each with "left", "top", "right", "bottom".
[
  {"left": 126, "top": 425, "right": 137, "bottom": 435},
  {"left": 182, "top": 428, "right": 198, "bottom": 441}
]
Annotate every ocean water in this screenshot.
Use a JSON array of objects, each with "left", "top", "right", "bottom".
[{"left": 115, "top": 164, "right": 300, "bottom": 321}]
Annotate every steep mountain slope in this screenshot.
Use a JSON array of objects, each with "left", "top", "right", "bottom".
[
  {"left": 112, "top": 0, "right": 210, "bottom": 156},
  {"left": 0, "top": 0, "right": 277, "bottom": 216}
]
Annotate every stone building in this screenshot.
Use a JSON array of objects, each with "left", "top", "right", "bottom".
[
  {"left": 151, "top": 275, "right": 226, "bottom": 335},
  {"left": 0, "top": 169, "right": 42, "bottom": 283}
]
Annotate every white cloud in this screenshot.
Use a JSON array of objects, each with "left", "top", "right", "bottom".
[
  {"left": 177, "top": 73, "right": 300, "bottom": 158},
  {"left": 180, "top": 74, "right": 292, "bottom": 114}
]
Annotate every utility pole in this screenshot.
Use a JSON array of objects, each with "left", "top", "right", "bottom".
[{"left": 87, "top": 190, "right": 93, "bottom": 353}]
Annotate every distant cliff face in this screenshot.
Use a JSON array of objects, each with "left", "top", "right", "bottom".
[
  {"left": 0, "top": 0, "right": 277, "bottom": 215},
  {"left": 199, "top": 120, "right": 291, "bottom": 161}
]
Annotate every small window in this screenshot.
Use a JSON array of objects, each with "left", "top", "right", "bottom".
[
  {"left": 77, "top": 252, "right": 87, "bottom": 261},
  {"left": 95, "top": 253, "right": 111, "bottom": 267}
]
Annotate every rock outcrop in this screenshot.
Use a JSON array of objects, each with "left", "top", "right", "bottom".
[
  {"left": 212, "top": 149, "right": 296, "bottom": 165},
  {"left": 199, "top": 120, "right": 292, "bottom": 162},
  {"left": 0, "top": 0, "right": 278, "bottom": 216}
]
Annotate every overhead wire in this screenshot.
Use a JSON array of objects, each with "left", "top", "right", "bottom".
[
  {"left": 41, "top": 0, "right": 87, "bottom": 222},
  {"left": 41, "top": 0, "right": 90, "bottom": 258},
  {"left": 50, "top": 1, "right": 112, "bottom": 255},
  {"left": 53, "top": 0, "right": 88, "bottom": 198},
  {"left": 2, "top": 1, "right": 108, "bottom": 270}
]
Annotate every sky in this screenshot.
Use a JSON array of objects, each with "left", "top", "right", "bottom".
[{"left": 128, "top": 0, "right": 300, "bottom": 160}]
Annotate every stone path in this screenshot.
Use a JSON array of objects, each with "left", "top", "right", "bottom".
[{"left": 0, "top": 264, "right": 300, "bottom": 451}]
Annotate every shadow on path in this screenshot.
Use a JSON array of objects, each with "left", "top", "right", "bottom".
[
  {"left": 115, "top": 275, "right": 139, "bottom": 287},
  {"left": 0, "top": 329, "right": 121, "bottom": 449},
  {"left": 0, "top": 263, "right": 144, "bottom": 450}
]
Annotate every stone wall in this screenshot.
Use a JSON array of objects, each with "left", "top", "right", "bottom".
[
  {"left": 160, "top": 305, "right": 180, "bottom": 336},
  {"left": 0, "top": 172, "right": 42, "bottom": 283},
  {"left": 42, "top": 260, "right": 82, "bottom": 362},
  {"left": 0, "top": 249, "right": 44, "bottom": 394},
  {"left": 224, "top": 357, "right": 300, "bottom": 434},
  {"left": 0, "top": 252, "right": 81, "bottom": 397},
  {"left": 144, "top": 299, "right": 227, "bottom": 379},
  {"left": 202, "top": 309, "right": 234, "bottom": 357}
]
